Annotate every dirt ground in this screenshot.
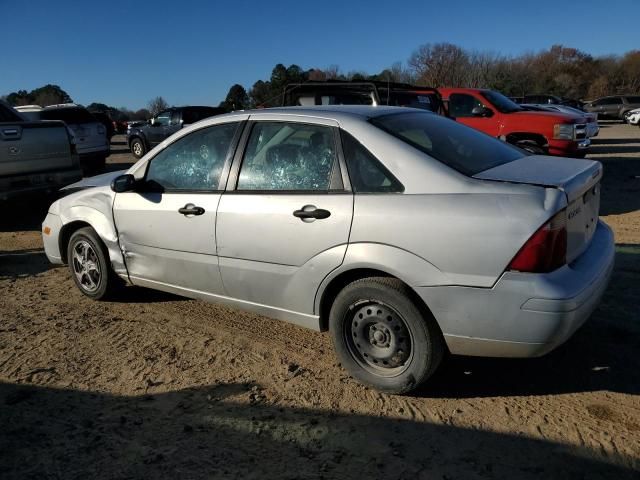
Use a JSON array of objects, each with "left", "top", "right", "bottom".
[{"left": 1, "top": 125, "right": 639, "bottom": 479}]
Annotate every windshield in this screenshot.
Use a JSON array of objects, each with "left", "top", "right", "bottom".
[
  {"left": 370, "top": 111, "right": 526, "bottom": 176},
  {"left": 481, "top": 90, "right": 523, "bottom": 113}
]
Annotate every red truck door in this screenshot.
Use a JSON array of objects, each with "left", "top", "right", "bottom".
[{"left": 448, "top": 92, "right": 502, "bottom": 137}]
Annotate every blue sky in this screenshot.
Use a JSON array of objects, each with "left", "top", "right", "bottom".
[{"left": 1, "top": 0, "right": 638, "bottom": 110}]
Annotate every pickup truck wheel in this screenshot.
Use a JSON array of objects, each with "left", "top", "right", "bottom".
[
  {"left": 67, "top": 227, "right": 118, "bottom": 300},
  {"left": 329, "top": 277, "right": 444, "bottom": 395},
  {"left": 130, "top": 138, "right": 146, "bottom": 158},
  {"left": 516, "top": 141, "right": 545, "bottom": 155}
]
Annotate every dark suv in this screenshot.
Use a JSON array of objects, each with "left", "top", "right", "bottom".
[
  {"left": 127, "top": 106, "right": 225, "bottom": 158},
  {"left": 583, "top": 95, "right": 640, "bottom": 120},
  {"left": 521, "top": 94, "right": 583, "bottom": 109}
]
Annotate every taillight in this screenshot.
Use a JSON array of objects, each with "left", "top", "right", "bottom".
[{"left": 508, "top": 210, "right": 567, "bottom": 273}]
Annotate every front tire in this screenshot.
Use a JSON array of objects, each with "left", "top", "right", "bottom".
[
  {"left": 130, "top": 138, "right": 146, "bottom": 158},
  {"left": 329, "top": 277, "right": 444, "bottom": 394},
  {"left": 516, "top": 140, "right": 545, "bottom": 155},
  {"left": 67, "top": 227, "right": 118, "bottom": 300}
]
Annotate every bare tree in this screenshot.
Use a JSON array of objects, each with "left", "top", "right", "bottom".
[
  {"left": 148, "top": 96, "right": 169, "bottom": 116},
  {"left": 409, "top": 43, "right": 469, "bottom": 87}
]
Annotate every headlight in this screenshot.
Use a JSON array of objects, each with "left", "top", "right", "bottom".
[{"left": 553, "top": 123, "right": 574, "bottom": 140}]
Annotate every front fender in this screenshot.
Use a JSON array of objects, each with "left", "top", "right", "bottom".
[{"left": 58, "top": 191, "right": 126, "bottom": 276}]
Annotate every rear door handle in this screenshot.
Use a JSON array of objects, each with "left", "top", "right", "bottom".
[
  {"left": 293, "top": 205, "right": 331, "bottom": 220},
  {"left": 178, "top": 203, "right": 205, "bottom": 216}
]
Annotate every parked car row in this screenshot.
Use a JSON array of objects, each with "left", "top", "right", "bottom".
[
  {"left": 284, "top": 81, "right": 594, "bottom": 157},
  {"left": 15, "top": 104, "right": 110, "bottom": 171}
]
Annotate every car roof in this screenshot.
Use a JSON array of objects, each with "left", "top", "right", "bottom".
[{"left": 242, "top": 105, "right": 423, "bottom": 121}]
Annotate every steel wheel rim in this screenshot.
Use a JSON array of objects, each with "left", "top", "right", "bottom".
[
  {"left": 71, "top": 240, "right": 101, "bottom": 293},
  {"left": 343, "top": 301, "right": 414, "bottom": 377}
]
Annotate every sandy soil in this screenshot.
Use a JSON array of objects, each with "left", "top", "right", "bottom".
[{"left": 1, "top": 126, "right": 639, "bottom": 479}]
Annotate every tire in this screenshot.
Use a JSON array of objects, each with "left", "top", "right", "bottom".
[
  {"left": 130, "top": 138, "right": 146, "bottom": 158},
  {"left": 67, "top": 227, "right": 119, "bottom": 300},
  {"left": 329, "top": 277, "right": 445, "bottom": 394},
  {"left": 516, "top": 140, "right": 545, "bottom": 155}
]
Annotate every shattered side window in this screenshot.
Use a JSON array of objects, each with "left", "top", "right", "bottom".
[
  {"left": 145, "top": 122, "right": 238, "bottom": 191},
  {"left": 237, "top": 122, "right": 336, "bottom": 191}
]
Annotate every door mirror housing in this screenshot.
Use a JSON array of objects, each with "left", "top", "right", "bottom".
[
  {"left": 111, "top": 174, "right": 137, "bottom": 193},
  {"left": 471, "top": 106, "right": 494, "bottom": 117}
]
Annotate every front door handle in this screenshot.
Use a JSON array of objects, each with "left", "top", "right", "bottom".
[
  {"left": 293, "top": 205, "right": 331, "bottom": 220},
  {"left": 178, "top": 203, "right": 205, "bottom": 216}
]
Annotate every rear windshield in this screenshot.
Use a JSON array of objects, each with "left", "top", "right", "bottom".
[
  {"left": 40, "top": 107, "right": 95, "bottom": 124},
  {"left": 370, "top": 111, "right": 526, "bottom": 176}
]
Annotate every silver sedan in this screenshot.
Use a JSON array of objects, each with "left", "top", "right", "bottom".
[{"left": 42, "top": 106, "right": 615, "bottom": 394}]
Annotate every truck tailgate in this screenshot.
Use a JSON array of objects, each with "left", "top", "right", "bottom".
[{"left": 0, "top": 121, "right": 75, "bottom": 176}]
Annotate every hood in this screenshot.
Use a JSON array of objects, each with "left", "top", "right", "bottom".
[
  {"left": 474, "top": 155, "right": 602, "bottom": 203},
  {"left": 511, "top": 110, "right": 581, "bottom": 123},
  {"left": 60, "top": 169, "right": 126, "bottom": 191}
]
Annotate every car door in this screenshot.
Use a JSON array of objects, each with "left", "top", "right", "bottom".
[
  {"left": 216, "top": 117, "right": 353, "bottom": 318},
  {"left": 113, "top": 121, "right": 242, "bottom": 294},
  {"left": 448, "top": 93, "right": 500, "bottom": 136},
  {"left": 147, "top": 110, "right": 172, "bottom": 146}
]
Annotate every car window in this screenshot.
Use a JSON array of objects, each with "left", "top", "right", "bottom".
[
  {"left": 145, "top": 122, "right": 238, "bottom": 191},
  {"left": 154, "top": 110, "right": 171, "bottom": 127},
  {"left": 40, "top": 107, "right": 95, "bottom": 124},
  {"left": 170, "top": 110, "right": 181, "bottom": 125},
  {"left": 182, "top": 108, "right": 221, "bottom": 124},
  {"left": 600, "top": 98, "right": 622, "bottom": 105},
  {"left": 371, "top": 111, "right": 526, "bottom": 176},
  {"left": 625, "top": 96, "right": 640, "bottom": 104},
  {"left": 238, "top": 122, "right": 336, "bottom": 191},
  {"left": 341, "top": 130, "right": 403, "bottom": 193},
  {"left": 448, "top": 93, "right": 483, "bottom": 118}
]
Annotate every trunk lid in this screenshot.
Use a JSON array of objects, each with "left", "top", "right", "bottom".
[{"left": 475, "top": 155, "right": 602, "bottom": 263}]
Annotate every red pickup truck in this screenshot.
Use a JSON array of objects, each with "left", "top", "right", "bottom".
[{"left": 438, "top": 88, "right": 590, "bottom": 156}]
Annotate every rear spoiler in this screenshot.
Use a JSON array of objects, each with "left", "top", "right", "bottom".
[{"left": 282, "top": 81, "right": 447, "bottom": 116}]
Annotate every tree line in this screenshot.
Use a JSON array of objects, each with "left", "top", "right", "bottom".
[{"left": 3, "top": 43, "right": 639, "bottom": 119}]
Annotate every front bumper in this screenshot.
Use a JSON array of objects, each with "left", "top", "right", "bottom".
[
  {"left": 417, "top": 220, "right": 615, "bottom": 357},
  {"left": 42, "top": 212, "right": 64, "bottom": 264},
  {"left": 547, "top": 138, "right": 590, "bottom": 156}
]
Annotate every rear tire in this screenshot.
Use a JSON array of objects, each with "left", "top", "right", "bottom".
[
  {"left": 67, "top": 227, "right": 119, "bottom": 300},
  {"left": 329, "top": 277, "right": 444, "bottom": 395},
  {"left": 130, "top": 138, "right": 146, "bottom": 158}
]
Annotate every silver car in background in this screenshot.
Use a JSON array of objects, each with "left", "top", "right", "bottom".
[{"left": 42, "top": 106, "right": 614, "bottom": 394}]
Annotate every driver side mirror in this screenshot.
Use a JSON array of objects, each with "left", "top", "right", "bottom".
[
  {"left": 111, "top": 174, "right": 137, "bottom": 193},
  {"left": 471, "top": 106, "right": 494, "bottom": 117}
]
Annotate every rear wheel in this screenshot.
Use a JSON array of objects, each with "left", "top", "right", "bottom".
[
  {"left": 67, "top": 227, "right": 119, "bottom": 300},
  {"left": 329, "top": 277, "right": 444, "bottom": 394},
  {"left": 130, "top": 138, "right": 146, "bottom": 158}
]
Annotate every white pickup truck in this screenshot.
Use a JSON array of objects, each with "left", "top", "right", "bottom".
[{"left": 1, "top": 101, "right": 82, "bottom": 200}]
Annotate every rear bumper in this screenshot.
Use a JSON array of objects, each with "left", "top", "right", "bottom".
[
  {"left": 416, "top": 220, "right": 615, "bottom": 357},
  {"left": 0, "top": 167, "right": 82, "bottom": 201}
]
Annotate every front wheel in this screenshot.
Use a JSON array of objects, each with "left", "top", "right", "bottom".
[
  {"left": 516, "top": 140, "right": 545, "bottom": 155},
  {"left": 130, "top": 138, "right": 146, "bottom": 158},
  {"left": 329, "top": 277, "right": 445, "bottom": 394},
  {"left": 67, "top": 227, "right": 119, "bottom": 300}
]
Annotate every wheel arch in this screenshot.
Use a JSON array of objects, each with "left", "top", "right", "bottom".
[
  {"left": 317, "top": 267, "right": 441, "bottom": 334},
  {"left": 504, "top": 132, "right": 548, "bottom": 149},
  {"left": 59, "top": 220, "right": 92, "bottom": 263}
]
